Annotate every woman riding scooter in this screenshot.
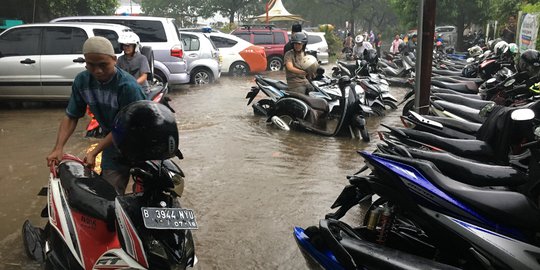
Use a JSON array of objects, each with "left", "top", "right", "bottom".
[{"left": 284, "top": 32, "right": 316, "bottom": 94}]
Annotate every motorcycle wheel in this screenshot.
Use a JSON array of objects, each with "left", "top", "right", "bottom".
[
  {"left": 384, "top": 100, "right": 398, "bottom": 110},
  {"left": 271, "top": 116, "right": 291, "bottom": 131},
  {"left": 360, "top": 126, "right": 370, "bottom": 142},
  {"left": 402, "top": 99, "right": 415, "bottom": 116},
  {"left": 371, "top": 103, "right": 386, "bottom": 117}
]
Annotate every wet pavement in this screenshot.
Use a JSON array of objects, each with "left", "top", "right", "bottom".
[{"left": 0, "top": 70, "right": 407, "bottom": 269}]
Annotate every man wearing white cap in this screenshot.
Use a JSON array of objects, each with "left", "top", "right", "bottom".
[{"left": 46, "top": 36, "right": 147, "bottom": 194}]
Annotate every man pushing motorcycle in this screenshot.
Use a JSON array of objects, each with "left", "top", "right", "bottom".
[{"left": 46, "top": 36, "right": 147, "bottom": 195}]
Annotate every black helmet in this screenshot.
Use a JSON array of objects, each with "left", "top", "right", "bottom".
[
  {"left": 364, "top": 49, "right": 378, "bottom": 64},
  {"left": 462, "top": 63, "right": 478, "bottom": 78},
  {"left": 517, "top": 49, "right": 540, "bottom": 77},
  {"left": 112, "top": 100, "right": 179, "bottom": 162},
  {"left": 398, "top": 42, "right": 406, "bottom": 53},
  {"left": 290, "top": 32, "right": 308, "bottom": 45}
]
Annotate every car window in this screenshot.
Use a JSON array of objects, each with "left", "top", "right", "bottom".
[
  {"left": 124, "top": 20, "right": 167, "bottom": 42},
  {"left": 235, "top": 33, "right": 251, "bottom": 42},
  {"left": 181, "top": 34, "right": 200, "bottom": 51},
  {"left": 210, "top": 36, "right": 237, "bottom": 48},
  {"left": 253, "top": 33, "right": 272, "bottom": 45},
  {"left": 0, "top": 27, "right": 41, "bottom": 57},
  {"left": 93, "top": 29, "right": 122, "bottom": 53},
  {"left": 43, "top": 27, "right": 87, "bottom": 55},
  {"left": 72, "top": 19, "right": 167, "bottom": 43},
  {"left": 308, "top": 35, "right": 322, "bottom": 44},
  {"left": 273, "top": 32, "right": 285, "bottom": 44}
]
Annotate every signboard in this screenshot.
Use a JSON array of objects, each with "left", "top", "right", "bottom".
[{"left": 519, "top": 13, "right": 539, "bottom": 51}]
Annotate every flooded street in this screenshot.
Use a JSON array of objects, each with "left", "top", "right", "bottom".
[{"left": 0, "top": 70, "right": 406, "bottom": 269}]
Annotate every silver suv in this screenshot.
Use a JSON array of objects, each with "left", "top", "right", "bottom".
[
  {"left": 51, "top": 16, "right": 190, "bottom": 85},
  {"left": 0, "top": 22, "right": 132, "bottom": 101},
  {"left": 179, "top": 31, "right": 221, "bottom": 84}
]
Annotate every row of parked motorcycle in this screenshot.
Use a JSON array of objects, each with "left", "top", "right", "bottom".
[
  {"left": 292, "top": 38, "right": 540, "bottom": 269},
  {"left": 246, "top": 50, "right": 401, "bottom": 142}
]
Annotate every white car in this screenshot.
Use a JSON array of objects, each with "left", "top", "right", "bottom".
[
  {"left": 305, "top": 32, "right": 329, "bottom": 65},
  {"left": 207, "top": 33, "right": 267, "bottom": 76}
]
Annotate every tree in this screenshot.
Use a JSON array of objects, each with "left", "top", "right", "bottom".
[
  {"left": 207, "top": 0, "right": 261, "bottom": 24},
  {"left": 0, "top": 0, "right": 117, "bottom": 22},
  {"left": 389, "top": 0, "right": 490, "bottom": 50},
  {"left": 325, "top": 0, "right": 367, "bottom": 35},
  {"left": 141, "top": 0, "right": 214, "bottom": 27}
]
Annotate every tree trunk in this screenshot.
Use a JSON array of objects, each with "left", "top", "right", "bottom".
[
  {"left": 229, "top": 11, "right": 235, "bottom": 24},
  {"left": 456, "top": 5, "right": 466, "bottom": 51}
]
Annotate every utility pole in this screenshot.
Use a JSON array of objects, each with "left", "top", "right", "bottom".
[{"left": 415, "top": 0, "right": 436, "bottom": 115}]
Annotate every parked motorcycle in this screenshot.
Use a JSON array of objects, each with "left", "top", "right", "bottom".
[
  {"left": 294, "top": 109, "right": 540, "bottom": 270},
  {"left": 246, "top": 75, "right": 373, "bottom": 141},
  {"left": 23, "top": 101, "right": 197, "bottom": 270}
]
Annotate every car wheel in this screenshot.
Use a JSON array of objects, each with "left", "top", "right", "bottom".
[
  {"left": 230, "top": 61, "right": 250, "bottom": 76},
  {"left": 190, "top": 68, "right": 213, "bottom": 84},
  {"left": 267, "top": 56, "right": 283, "bottom": 71},
  {"left": 153, "top": 70, "right": 167, "bottom": 85}
]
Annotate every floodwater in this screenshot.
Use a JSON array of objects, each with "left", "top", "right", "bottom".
[{"left": 0, "top": 70, "right": 406, "bottom": 269}]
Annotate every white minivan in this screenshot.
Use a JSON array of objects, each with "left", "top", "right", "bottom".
[{"left": 0, "top": 22, "right": 132, "bottom": 101}]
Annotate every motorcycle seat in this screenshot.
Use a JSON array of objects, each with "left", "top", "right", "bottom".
[
  {"left": 431, "top": 87, "right": 482, "bottom": 99},
  {"left": 146, "top": 84, "right": 165, "bottom": 101},
  {"left": 446, "top": 76, "right": 484, "bottom": 85},
  {"left": 59, "top": 161, "right": 116, "bottom": 221},
  {"left": 433, "top": 93, "right": 494, "bottom": 111},
  {"left": 407, "top": 148, "right": 528, "bottom": 186},
  {"left": 421, "top": 115, "right": 481, "bottom": 135},
  {"left": 337, "top": 61, "right": 357, "bottom": 75},
  {"left": 374, "top": 153, "right": 540, "bottom": 230},
  {"left": 431, "top": 69, "right": 463, "bottom": 77},
  {"left": 286, "top": 91, "right": 329, "bottom": 112},
  {"left": 432, "top": 100, "right": 485, "bottom": 123},
  {"left": 431, "top": 80, "right": 478, "bottom": 93},
  {"left": 396, "top": 128, "right": 494, "bottom": 162},
  {"left": 261, "top": 77, "right": 288, "bottom": 91}
]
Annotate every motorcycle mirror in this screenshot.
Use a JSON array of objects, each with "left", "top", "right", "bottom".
[
  {"left": 511, "top": 108, "right": 535, "bottom": 121},
  {"left": 479, "top": 102, "right": 496, "bottom": 117}
]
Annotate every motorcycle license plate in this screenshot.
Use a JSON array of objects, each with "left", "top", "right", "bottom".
[{"left": 141, "top": 207, "right": 198, "bottom": 230}]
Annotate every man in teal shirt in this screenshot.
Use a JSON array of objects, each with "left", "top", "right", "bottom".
[{"left": 47, "top": 36, "right": 146, "bottom": 194}]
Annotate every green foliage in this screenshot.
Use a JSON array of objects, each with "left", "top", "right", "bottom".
[
  {"left": 48, "top": 0, "right": 118, "bottom": 18},
  {"left": 522, "top": 3, "right": 540, "bottom": 13},
  {"left": 219, "top": 23, "right": 238, "bottom": 34},
  {"left": 323, "top": 27, "right": 341, "bottom": 58}
]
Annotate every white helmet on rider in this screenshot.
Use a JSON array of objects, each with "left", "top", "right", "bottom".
[
  {"left": 355, "top": 35, "right": 364, "bottom": 44},
  {"left": 118, "top": 32, "right": 141, "bottom": 52}
]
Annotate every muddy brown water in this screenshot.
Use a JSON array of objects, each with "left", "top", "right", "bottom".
[{"left": 0, "top": 70, "right": 407, "bottom": 269}]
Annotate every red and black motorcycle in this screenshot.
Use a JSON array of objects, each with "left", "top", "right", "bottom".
[{"left": 22, "top": 152, "right": 197, "bottom": 269}]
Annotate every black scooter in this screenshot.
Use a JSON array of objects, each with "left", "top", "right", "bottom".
[{"left": 246, "top": 75, "right": 373, "bottom": 141}]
